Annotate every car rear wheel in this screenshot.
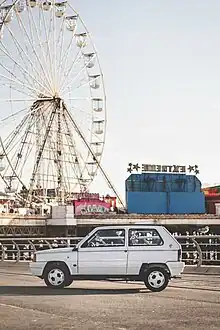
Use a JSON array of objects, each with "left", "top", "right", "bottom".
[
  {"left": 144, "top": 267, "right": 169, "bottom": 292},
  {"left": 44, "top": 264, "right": 70, "bottom": 288}
]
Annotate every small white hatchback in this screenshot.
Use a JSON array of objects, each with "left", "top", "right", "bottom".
[{"left": 30, "top": 225, "right": 185, "bottom": 292}]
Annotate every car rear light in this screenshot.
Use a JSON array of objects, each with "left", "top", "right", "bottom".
[
  {"left": 32, "top": 253, "right": 36, "bottom": 262},
  {"left": 178, "top": 249, "right": 182, "bottom": 261}
]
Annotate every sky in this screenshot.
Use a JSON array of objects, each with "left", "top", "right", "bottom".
[{"left": 74, "top": 0, "right": 220, "bottom": 201}]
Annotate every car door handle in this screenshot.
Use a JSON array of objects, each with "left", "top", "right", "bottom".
[{"left": 124, "top": 250, "right": 128, "bottom": 253}]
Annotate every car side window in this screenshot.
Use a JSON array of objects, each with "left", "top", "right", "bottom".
[
  {"left": 81, "top": 229, "right": 125, "bottom": 248},
  {"left": 128, "top": 228, "right": 163, "bottom": 246}
]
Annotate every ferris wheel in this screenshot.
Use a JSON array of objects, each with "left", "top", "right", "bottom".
[{"left": 0, "top": 0, "right": 107, "bottom": 204}]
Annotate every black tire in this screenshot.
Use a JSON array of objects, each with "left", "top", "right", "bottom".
[
  {"left": 143, "top": 267, "right": 169, "bottom": 292},
  {"left": 44, "top": 263, "right": 70, "bottom": 289},
  {"left": 64, "top": 277, "right": 74, "bottom": 287}
]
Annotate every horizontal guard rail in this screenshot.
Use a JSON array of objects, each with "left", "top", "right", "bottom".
[{"left": 0, "top": 235, "right": 219, "bottom": 267}]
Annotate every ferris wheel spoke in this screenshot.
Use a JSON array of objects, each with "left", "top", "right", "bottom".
[
  {"left": 0, "top": 47, "right": 33, "bottom": 90},
  {"left": 63, "top": 103, "right": 105, "bottom": 178},
  {"left": 40, "top": 111, "right": 61, "bottom": 191},
  {"left": 28, "top": 6, "right": 54, "bottom": 93},
  {"left": 0, "top": 135, "right": 29, "bottom": 192},
  {"left": 3, "top": 102, "right": 47, "bottom": 151},
  {"left": 5, "top": 116, "right": 35, "bottom": 157},
  {"left": 62, "top": 111, "right": 84, "bottom": 182},
  {"left": 2, "top": 114, "right": 29, "bottom": 151},
  {"left": 4, "top": 25, "right": 43, "bottom": 92},
  {"left": 3, "top": 125, "right": 36, "bottom": 193},
  {"left": 0, "top": 42, "right": 49, "bottom": 96},
  {"left": 0, "top": 104, "right": 35, "bottom": 133},
  {"left": 0, "top": 71, "right": 43, "bottom": 97},
  {"left": 0, "top": 98, "right": 36, "bottom": 103},
  {"left": 13, "top": 114, "right": 36, "bottom": 173},
  {"left": 0, "top": 42, "right": 47, "bottom": 96},
  {"left": 4, "top": 115, "right": 34, "bottom": 175},
  {"left": 59, "top": 50, "right": 83, "bottom": 93},
  {"left": 58, "top": 34, "right": 80, "bottom": 91},
  {"left": 69, "top": 104, "right": 94, "bottom": 123},
  {"left": 0, "top": 106, "right": 29, "bottom": 123},
  {"left": 58, "top": 31, "right": 75, "bottom": 77},
  {"left": 0, "top": 1, "right": 7, "bottom": 7},
  {"left": 16, "top": 136, "right": 35, "bottom": 190},
  {"left": 63, "top": 103, "right": 98, "bottom": 162},
  {"left": 0, "top": 80, "right": 37, "bottom": 99},
  {"left": 74, "top": 75, "right": 99, "bottom": 92},
  {"left": 67, "top": 103, "right": 94, "bottom": 125},
  {"left": 60, "top": 59, "right": 91, "bottom": 95},
  {"left": 40, "top": 4, "right": 55, "bottom": 91},
  {"left": 4, "top": 103, "right": 52, "bottom": 194},
  {"left": 27, "top": 7, "right": 52, "bottom": 91},
  {"left": 31, "top": 104, "right": 56, "bottom": 194},
  {"left": 62, "top": 75, "right": 99, "bottom": 100},
  {"left": 52, "top": 2, "right": 57, "bottom": 92},
  {"left": 28, "top": 102, "right": 57, "bottom": 198},
  {"left": 14, "top": 12, "right": 53, "bottom": 95},
  {"left": 1, "top": 39, "right": 32, "bottom": 89},
  {"left": 37, "top": 6, "right": 51, "bottom": 84},
  {"left": 56, "top": 14, "right": 66, "bottom": 85}
]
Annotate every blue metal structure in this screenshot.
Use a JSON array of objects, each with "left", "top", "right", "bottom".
[{"left": 126, "top": 173, "right": 205, "bottom": 214}]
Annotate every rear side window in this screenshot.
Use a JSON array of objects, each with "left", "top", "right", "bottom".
[{"left": 128, "top": 228, "right": 163, "bottom": 246}]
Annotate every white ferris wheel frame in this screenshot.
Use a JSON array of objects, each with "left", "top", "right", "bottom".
[{"left": 0, "top": 0, "right": 108, "bottom": 204}]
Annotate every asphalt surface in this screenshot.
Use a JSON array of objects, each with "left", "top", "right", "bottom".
[{"left": 0, "top": 264, "right": 220, "bottom": 330}]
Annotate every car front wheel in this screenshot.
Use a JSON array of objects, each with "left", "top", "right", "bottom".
[
  {"left": 144, "top": 267, "right": 169, "bottom": 292},
  {"left": 44, "top": 264, "right": 70, "bottom": 288}
]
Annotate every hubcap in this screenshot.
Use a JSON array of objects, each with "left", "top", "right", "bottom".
[
  {"left": 148, "top": 270, "right": 165, "bottom": 289},
  {"left": 48, "top": 268, "right": 65, "bottom": 286}
]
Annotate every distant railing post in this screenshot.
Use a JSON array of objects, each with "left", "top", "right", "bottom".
[
  {"left": 191, "top": 238, "right": 202, "bottom": 267},
  {"left": 0, "top": 243, "right": 5, "bottom": 262},
  {"left": 12, "top": 240, "right": 20, "bottom": 263}
]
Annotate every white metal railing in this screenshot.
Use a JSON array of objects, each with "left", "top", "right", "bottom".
[{"left": 0, "top": 235, "right": 219, "bottom": 266}]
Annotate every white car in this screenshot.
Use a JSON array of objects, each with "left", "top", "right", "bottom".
[{"left": 30, "top": 225, "right": 185, "bottom": 292}]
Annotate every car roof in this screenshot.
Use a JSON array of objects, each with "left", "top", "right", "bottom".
[{"left": 94, "top": 224, "right": 164, "bottom": 230}]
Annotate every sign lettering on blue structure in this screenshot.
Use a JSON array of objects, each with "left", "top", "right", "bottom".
[{"left": 127, "top": 163, "right": 199, "bottom": 175}]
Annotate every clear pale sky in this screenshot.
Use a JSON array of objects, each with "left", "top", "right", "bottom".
[{"left": 77, "top": 0, "right": 220, "bottom": 201}]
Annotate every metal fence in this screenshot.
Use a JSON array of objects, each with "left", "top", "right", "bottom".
[{"left": 0, "top": 235, "right": 220, "bottom": 266}]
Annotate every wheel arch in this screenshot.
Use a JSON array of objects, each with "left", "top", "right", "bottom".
[
  {"left": 42, "top": 260, "right": 71, "bottom": 277},
  {"left": 139, "top": 263, "right": 171, "bottom": 279}
]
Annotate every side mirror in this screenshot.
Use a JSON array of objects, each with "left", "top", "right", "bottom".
[{"left": 72, "top": 246, "right": 78, "bottom": 251}]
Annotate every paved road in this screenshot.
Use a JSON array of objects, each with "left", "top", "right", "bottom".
[{"left": 0, "top": 264, "right": 220, "bottom": 330}]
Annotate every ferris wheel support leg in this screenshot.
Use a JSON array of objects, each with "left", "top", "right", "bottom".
[
  {"left": 28, "top": 100, "right": 58, "bottom": 203},
  {"left": 56, "top": 99, "right": 65, "bottom": 205},
  {"left": 62, "top": 110, "right": 83, "bottom": 188},
  {"left": 63, "top": 103, "right": 126, "bottom": 211}
]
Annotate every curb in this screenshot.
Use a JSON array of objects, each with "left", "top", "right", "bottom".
[{"left": 184, "top": 266, "right": 220, "bottom": 275}]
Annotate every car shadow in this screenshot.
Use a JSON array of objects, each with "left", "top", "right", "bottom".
[{"left": 0, "top": 286, "right": 149, "bottom": 296}]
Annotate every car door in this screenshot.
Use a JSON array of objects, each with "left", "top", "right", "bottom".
[
  {"left": 77, "top": 228, "right": 127, "bottom": 275},
  {"left": 126, "top": 228, "right": 164, "bottom": 275}
]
